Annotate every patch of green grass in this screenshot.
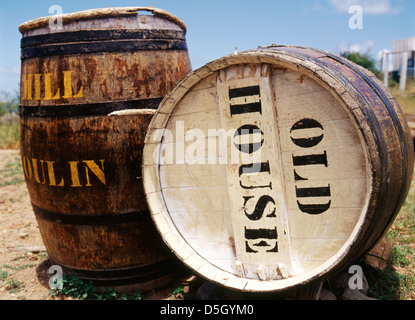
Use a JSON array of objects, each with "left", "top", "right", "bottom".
[
  {"left": 360, "top": 180, "right": 415, "bottom": 300},
  {"left": 362, "top": 263, "right": 401, "bottom": 300},
  {"left": 393, "top": 246, "right": 414, "bottom": 268},
  {"left": 5, "top": 278, "right": 26, "bottom": 293},
  {"left": 1, "top": 264, "right": 35, "bottom": 271},
  {"left": 0, "top": 269, "right": 9, "bottom": 281},
  {"left": 49, "top": 275, "right": 143, "bottom": 300},
  {"left": 361, "top": 244, "right": 415, "bottom": 300},
  {"left": 169, "top": 285, "right": 185, "bottom": 300}
]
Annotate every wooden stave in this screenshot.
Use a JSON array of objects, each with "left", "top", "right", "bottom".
[
  {"left": 19, "top": 9, "right": 192, "bottom": 287},
  {"left": 142, "top": 45, "right": 414, "bottom": 292}
]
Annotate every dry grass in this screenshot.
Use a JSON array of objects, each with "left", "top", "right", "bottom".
[
  {"left": 0, "top": 117, "right": 19, "bottom": 150},
  {"left": 384, "top": 182, "right": 415, "bottom": 300},
  {"left": 389, "top": 80, "right": 415, "bottom": 115}
]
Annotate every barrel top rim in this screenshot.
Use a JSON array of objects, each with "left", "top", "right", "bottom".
[{"left": 18, "top": 6, "right": 187, "bottom": 34}]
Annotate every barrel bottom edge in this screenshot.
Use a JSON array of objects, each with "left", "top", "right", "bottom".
[{"left": 47, "top": 257, "right": 187, "bottom": 293}]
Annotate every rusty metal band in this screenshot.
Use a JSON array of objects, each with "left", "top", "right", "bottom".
[
  {"left": 31, "top": 202, "right": 151, "bottom": 225},
  {"left": 20, "top": 29, "right": 186, "bottom": 48},
  {"left": 21, "top": 38, "right": 188, "bottom": 59},
  {"left": 19, "top": 97, "right": 163, "bottom": 118},
  {"left": 49, "top": 257, "right": 184, "bottom": 286}
]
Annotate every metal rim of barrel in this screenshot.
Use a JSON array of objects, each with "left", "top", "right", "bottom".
[{"left": 18, "top": 6, "right": 187, "bottom": 35}]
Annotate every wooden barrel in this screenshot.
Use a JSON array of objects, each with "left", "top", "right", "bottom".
[
  {"left": 142, "top": 45, "right": 414, "bottom": 292},
  {"left": 18, "top": 7, "right": 192, "bottom": 290}
]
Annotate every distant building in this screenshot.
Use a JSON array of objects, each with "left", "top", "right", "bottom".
[{"left": 392, "top": 37, "right": 415, "bottom": 77}]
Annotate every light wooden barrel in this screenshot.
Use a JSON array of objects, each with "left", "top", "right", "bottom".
[
  {"left": 142, "top": 45, "right": 414, "bottom": 292},
  {"left": 18, "top": 7, "right": 192, "bottom": 289}
]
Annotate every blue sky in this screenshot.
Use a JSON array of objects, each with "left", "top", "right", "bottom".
[{"left": 0, "top": 0, "right": 414, "bottom": 94}]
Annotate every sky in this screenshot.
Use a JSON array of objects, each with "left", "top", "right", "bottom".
[{"left": 0, "top": 0, "right": 414, "bottom": 94}]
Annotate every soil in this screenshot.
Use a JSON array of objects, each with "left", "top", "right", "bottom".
[
  {"left": 0, "top": 149, "right": 193, "bottom": 300},
  {"left": 0, "top": 149, "right": 47, "bottom": 300}
]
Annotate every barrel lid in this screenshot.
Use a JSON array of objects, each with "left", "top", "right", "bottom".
[
  {"left": 18, "top": 6, "right": 187, "bottom": 34},
  {"left": 142, "top": 46, "right": 380, "bottom": 292}
]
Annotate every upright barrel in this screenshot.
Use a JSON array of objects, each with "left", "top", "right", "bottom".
[
  {"left": 18, "top": 7, "right": 192, "bottom": 289},
  {"left": 142, "top": 45, "right": 414, "bottom": 292}
]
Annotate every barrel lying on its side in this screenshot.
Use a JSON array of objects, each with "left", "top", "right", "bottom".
[
  {"left": 19, "top": 7, "right": 192, "bottom": 289},
  {"left": 142, "top": 45, "right": 414, "bottom": 292}
]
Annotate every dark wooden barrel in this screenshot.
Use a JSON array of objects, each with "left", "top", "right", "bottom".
[
  {"left": 18, "top": 7, "right": 192, "bottom": 290},
  {"left": 142, "top": 45, "right": 414, "bottom": 292}
]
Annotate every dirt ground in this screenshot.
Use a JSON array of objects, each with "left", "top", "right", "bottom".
[
  {"left": 0, "top": 149, "right": 193, "bottom": 300},
  {"left": 0, "top": 149, "right": 50, "bottom": 300}
]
